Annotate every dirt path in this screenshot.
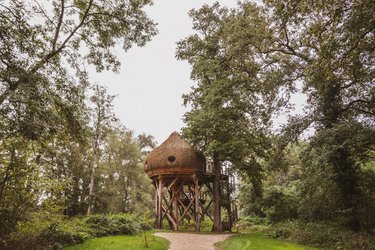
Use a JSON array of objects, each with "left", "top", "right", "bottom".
[{"left": 154, "top": 232, "right": 230, "bottom": 250}]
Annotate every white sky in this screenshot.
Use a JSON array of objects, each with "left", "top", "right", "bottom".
[
  {"left": 92, "top": 0, "right": 308, "bottom": 144},
  {"left": 91, "top": 0, "right": 238, "bottom": 144}
]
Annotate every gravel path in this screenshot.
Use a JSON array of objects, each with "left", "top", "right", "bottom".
[{"left": 154, "top": 232, "right": 230, "bottom": 250}]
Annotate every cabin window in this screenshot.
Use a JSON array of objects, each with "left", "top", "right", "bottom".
[{"left": 168, "top": 156, "right": 176, "bottom": 163}]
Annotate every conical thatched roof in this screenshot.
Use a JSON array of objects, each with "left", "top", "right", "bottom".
[{"left": 144, "top": 132, "right": 206, "bottom": 178}]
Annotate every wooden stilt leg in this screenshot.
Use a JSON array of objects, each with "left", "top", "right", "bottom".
[
  {"left": 152, "top": 175, "right": 210, "bottom": 231},
  {"left": 173, "top": 185, "right": 179, "bottom": 230},
  {"left": 154, "top": 179, "right": 158, "bottom": 228},
  {"left": 194, "top": 178, "right": 200, "bottom": 231},
  {"left": 157, "top": 178, "right": 163, "bottom": 228}
]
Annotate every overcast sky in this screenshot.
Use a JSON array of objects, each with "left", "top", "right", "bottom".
[
  {"left": 91, "top": 0, "right": 307, "bottom": 144},
  {"left": 90, "top": 0, "right": 238, "bottom": 144}
]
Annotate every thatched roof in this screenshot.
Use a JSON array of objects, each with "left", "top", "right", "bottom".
[{"left": 144, "top": 132, "right": 206, "bottom": 178}]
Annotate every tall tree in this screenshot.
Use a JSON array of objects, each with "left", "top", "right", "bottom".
[
  {"left": 0, "top": 0, "right": 158, "bottom": 164},
  {"left": 176, "top": 3, "right": 276, "bottom": 231},
  {"left": 86, "top": 84, "right": 116, "bottom": 215},
  {"left": 0, "top": 0, "right": 158, "bottom": 224},
  {"left": 98, "top": 128, "right": 154, "bottom": 214},
  {"left": 179, "top": 0, "right": 374, "bottom": 231},
  {"left": 262, "top": 0, "right": 375, "bottom": 230}
]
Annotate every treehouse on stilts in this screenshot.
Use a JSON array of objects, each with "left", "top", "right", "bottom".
[{"left": 144, "top": 132, "right": 236, "bottom": 231}]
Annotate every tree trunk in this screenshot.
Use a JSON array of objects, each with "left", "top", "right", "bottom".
[
  {"left": 333, "top": 148, "right": 361, "bottom": 231},
  {"left": 212, "top": 153, "right": 222, "bottom": 232},
  {"left": 87, "top": 138, "right": 100, "bottom": 215},
  {"left": 322, "top": 83, "right": 361, "bottom": 231},
  {"left": 86, "top": 159, "right": 96, "bottom": 215}
]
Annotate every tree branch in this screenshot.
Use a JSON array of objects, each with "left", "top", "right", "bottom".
[
  {"left": 87, "top": 12, "right": 129, "bottom": 26},
  {"left": 42, "top": 0, "right": 94, "bottom": 66},
  {"left": 340, "top": 99, "right": 374, "bottom": 115},
  {"left": 33, "top": 0, "right": 55, "bottom": 26},
  {"left": 0, "top": 3, "right": 21, "bottom": 19},
  {"left": 52, "top": 0, "right": 65, "bottom": 51}
]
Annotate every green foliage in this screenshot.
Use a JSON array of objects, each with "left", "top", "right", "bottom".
[
  {"left": 263, "top": 190, "right": 298, "bottom": 223},
  {"left": 0, "top": 0, "right": 158, "bottom": 239},
  {"left": 176, "top": 2, "right": 274, "bottom": 165},
  {"left": 0, "top": 81, "right": 155, "bottom": 238},
  {"left": 180, "top": 0, "right": 375, "bottom": 233},
  {"left": 2, "top": 213, "right": 154, "bottom": 249},
  {"left": 63, "top": 234, "right": 169, "bottom": 250},
  {"left": 267, "top": 221, "right": 375, "bottom": 250},
  {"left": 85, "top": 214, "right": 144, "bottom": 236},
  {"left": 200, "top": 219, "right": 214, "bottom": 232},
  {"left": 5, "top": 216, "right": 89, "bottom": 249},
  {"left": 0, "top": 0, "right": 157, "bottom": 106},
  {"left": 239, "top": 216, "right": 270, "bottom": 226},
  {"left": 96, "top": 128, "right": 154, "bottom": 215}
]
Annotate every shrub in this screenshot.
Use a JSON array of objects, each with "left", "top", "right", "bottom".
[
  {"left": 263, "top": 190, "right": 298, "bottom": 223},
  {"left": 266, "top": 221, "right": 375, "bottom": 249},
  {"left": 2, "top": 213, "right": 153, "bottom": 249},
  {"left": 200, "top": 219, "right": 213, "bottom": 232},
  {"left": 85, "top": 214, "right": 142, "bottom": 236},
  {"left": 240, "top": 216, "right": 270, "bottom": 226},
  {"left": 37, "top": 223, "right": 86, "bottom": 249}
]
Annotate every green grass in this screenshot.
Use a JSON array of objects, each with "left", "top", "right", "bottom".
[
  {"left": 63, "top": 234, "right": 169, "bottom": 250},
  {"left": 215, "top": 232, "right": 318, "bottom": 250}
]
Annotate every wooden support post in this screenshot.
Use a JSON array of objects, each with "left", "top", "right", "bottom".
[
  {"left": 194, "top": 178, "right": 200, "bottom": 231},
  {"left": 157, "top": 177, "right": 163, "bottom": 228},
  {"left": 153, "top": 175, "right": 214, "bottom": 231},
  {"left": 173, "top": 185, "right": 179, "bottom": 230},
  {"left": 154, "top": 179, "right": 158, "bottom": 228}
]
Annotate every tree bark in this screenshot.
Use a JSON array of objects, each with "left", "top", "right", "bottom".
[
  {"left": 87, "top": 114, "right": 101, "bottom": 215},
  {"left": 86, "top": 157, "right": 96, "bottom": 215}
]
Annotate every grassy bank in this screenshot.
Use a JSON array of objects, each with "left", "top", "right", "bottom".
[
  {"left": 216, "top": 232, "right": 316, "bottom": 250},
  {"left": 229, "top": 217, "right": 375, "bottom": 249},
  {"left": 63, "top": 234, "right": 169, "bottom": 250}
]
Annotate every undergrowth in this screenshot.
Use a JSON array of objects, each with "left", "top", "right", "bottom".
[{"left": 1, "top": 213, "right": 153, "bottom": 250}]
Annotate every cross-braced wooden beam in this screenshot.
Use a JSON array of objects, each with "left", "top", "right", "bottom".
[{"left": 152, "top": 174, "right": 215, "bottom": 231}]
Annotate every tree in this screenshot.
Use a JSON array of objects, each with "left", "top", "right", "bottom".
[
  {"left": 137, "top": 133, "right": 157, "bottom": 153},
  {"left": 176, "top": 3, "right": 276, "bottom": 231},
  {"left": 179, "top": 0, "right": 374, "bottom": 231},
  {"left": 0, "top": 0, "right": 158, "bottom": 225},
  {"left": 0, "top": 0, "right": 157, "bottom": 106},
  {"left": 98, "top": 128, "right": 154, "bottom": 214},
  {"left": 261, "top": 0, "right": 375, "bottom": 230},
  {"left": 0, "top": 0, "right": 158, "bottom": 159},
  {"left": 86, "top": 84, "right": 117, "bottom": 215}
]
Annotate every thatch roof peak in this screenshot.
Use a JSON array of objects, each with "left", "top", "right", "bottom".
[{"left": 158, "top": 131, "right": 190, "bottom": 149}]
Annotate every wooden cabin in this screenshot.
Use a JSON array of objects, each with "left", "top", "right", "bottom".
[{"left": 144, "top": 132, "right": 235, "bottom": 231}]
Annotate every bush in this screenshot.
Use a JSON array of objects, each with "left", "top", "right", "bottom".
[
  {"left": 240, "top": 216, "right": 270, "bottom": 226},
  {"left": 85, "top": 214, "right": 142, "bottom": 236},
  {"left": 266, "top": 221, "right": 375, "bottom": 250},
  {"left": 37, "top": 223, "right": 86, "bottom": 249},
  {"left": 200, "top": 219, "right": 213, "bottom": 232},
  {"left": 263, "top": 190, "right": 298, "bottom": 223},
  {"left": 2, "top": 213, "right": 153, "bottom": 249}
]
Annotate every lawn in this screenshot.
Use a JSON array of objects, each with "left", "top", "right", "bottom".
[
  {"left": 63, "top": 234, "right": 169, "bottom": 250},
  {"left": 215, "top": 232, "right": 317, "bottom": 250}
]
